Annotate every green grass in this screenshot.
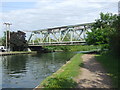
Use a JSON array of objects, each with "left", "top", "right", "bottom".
[
  {"left": 43, "top": 45, "right": 101, "bottom": 52},
  {"left": 39, "top": 54, "right": 83, "bottom": 88},
  {"left": 95, "top": 53, "right": 119, "bottom": 88}
]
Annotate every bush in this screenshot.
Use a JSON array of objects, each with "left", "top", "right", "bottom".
[
  {"left": 42, "top": 76, "right": 77, "bottom": 88},
  {"left": 109, "top": 16, "right": 120, "bottom": 56}
]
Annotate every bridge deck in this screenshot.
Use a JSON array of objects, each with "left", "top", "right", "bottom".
[{"left": 28, "top": 41, "right": 86, "bottom": 46}]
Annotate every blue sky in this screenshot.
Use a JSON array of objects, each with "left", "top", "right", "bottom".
[
  {"left": 0, "top": 0, "right": 119, "bottom": 39},
  {"left": 2, "top": 2, "right": 36, "bottom": 12}
]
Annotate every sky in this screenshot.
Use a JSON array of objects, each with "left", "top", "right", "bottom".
[{"left": 0, "top": 0, "right": 119, "bottom": 39}]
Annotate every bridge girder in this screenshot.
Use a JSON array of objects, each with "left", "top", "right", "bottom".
[{"left": 27, "top": 23, "right": 92, "bottom": 46}]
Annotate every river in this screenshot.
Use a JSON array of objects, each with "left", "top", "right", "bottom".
[{"left": 0, "top": 52, "right": 75, "bottom": 88}]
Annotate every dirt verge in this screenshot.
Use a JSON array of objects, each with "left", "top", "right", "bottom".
[{"left": 75, "top": 54, "right": 112, "bottom": 88}]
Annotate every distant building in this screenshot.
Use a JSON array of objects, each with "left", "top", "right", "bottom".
[{"left": 118, "top": 1, "right": 120, "bottom": 16}]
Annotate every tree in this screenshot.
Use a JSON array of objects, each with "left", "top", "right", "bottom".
[
  {"left": 9, "top": 31, "right": 28, "bottom": 51},
  {"left": 109, "top": 16, "right": 120, "bottom": 56},
  {"left": 0, "top": 38, "right": 2, "bottom": 45},
  {"left": 0, "top": 31, "right": 7, "bottom": 46},
  {"left": 86, "top": 13, "right": 117, "bottom": 45}
]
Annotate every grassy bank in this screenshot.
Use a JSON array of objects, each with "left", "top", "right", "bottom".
[
  {"left": 95, "top": 53, "right": 119, "bottom": 88},
  {"left": 0, "top": 51, "right": 37, "bottom": 56},
  {"left": 37, "top": 53, "right": 83, "bottom": 88},
  {"left": 7, "top": 51, "right": 36, "bottom": 53},
  {"left": 43, "top": 45, "right": 101, "bottom": 52}
]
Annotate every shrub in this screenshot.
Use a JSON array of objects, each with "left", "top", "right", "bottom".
[{"left": 42, "top": 76, "right": 77, "bottom": 88}]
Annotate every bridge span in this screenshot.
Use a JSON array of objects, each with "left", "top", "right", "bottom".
[
  {"left": 27, "top": 22, "right": 93, "bottom": 46},
  {"left": 28, "top": 41, "right": 86, "bottom": 46}
]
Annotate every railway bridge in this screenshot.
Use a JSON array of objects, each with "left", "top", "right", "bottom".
[{"left": 27, "top": 22, "right": 93, "bottom": 47}]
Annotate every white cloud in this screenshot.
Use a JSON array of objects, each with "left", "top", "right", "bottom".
[
  {"left": 1, "top": 0, "right": 119, "bottom": 2},
  {"left": 0, "top": 0, "right": 119, "bottom": 38}
]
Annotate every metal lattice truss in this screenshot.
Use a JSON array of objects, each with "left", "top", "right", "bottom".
[{"left": 28, "top": 23, "right": 92, "bottom": 46}]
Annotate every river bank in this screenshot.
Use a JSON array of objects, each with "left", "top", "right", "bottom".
[
  {"left": 35, "top": 53, "right": 83, "bottom": 88},
  {"left": 35, "top": 52, "right": 118, "bottom": 88},
  {"left": 44, "top": 45, "right": 101, "bottom": 52},
  {"left": 0, "top": 51, "right": 37, "bottom": 56}
]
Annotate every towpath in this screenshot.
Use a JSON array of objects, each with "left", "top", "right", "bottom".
[{"left": 75, "top": 54, "right": 112, "bottom": 88}]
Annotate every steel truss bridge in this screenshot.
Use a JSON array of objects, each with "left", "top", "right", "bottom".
[{"left": 27, "top": 23, "right": 93, "bottom": 46}]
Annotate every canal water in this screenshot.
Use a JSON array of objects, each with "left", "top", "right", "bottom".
[{"left": 0, "top": 52, "right": 75, "bottom": 88}]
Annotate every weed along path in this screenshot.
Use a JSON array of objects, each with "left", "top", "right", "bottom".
[{"left": 75, "top": 54, "right": 112, "bottom": 88}]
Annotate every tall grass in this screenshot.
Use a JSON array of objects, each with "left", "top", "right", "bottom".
[{"left": 95, "top": 53, "right": 119, "bottom": 88}]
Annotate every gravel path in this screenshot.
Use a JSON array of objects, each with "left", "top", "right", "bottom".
[{"left": 75, "top": 54, "right": 112, "bottom": 88}]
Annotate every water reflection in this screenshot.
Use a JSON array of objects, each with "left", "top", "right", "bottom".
[
  {"left": 1, "top": 52, "right": 75, "bottom": 88},
  {"left": 2, "top": 55, "right": 28, "bottom": 74},
  {"left": 0, "top": 56, "right": 2, "bottom": 89}
]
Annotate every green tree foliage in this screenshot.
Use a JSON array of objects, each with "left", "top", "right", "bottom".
[
  {"left": 10, "top": 31, "right": 28, "bottom": 51},
  {"left": 86, "top": 13, "right": 117, "bottom": 45},
  {"left": 0, "top": 32, "right": 6, "bottom": 46},
  {"left": 0, "top": 38, "right": 2, "bottom": 45},
  {"left": 109, "top": 16, "right": 120, "bottom": 56}
]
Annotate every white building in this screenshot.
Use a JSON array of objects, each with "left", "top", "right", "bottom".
[{"left": 118, "top": 1, "right": 120, "bottom": 16}]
